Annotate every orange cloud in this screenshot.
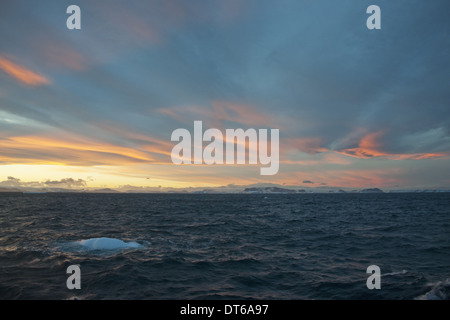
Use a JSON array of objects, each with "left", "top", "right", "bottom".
[
  {"left": 338, "top": 131, "right": 449, "bottom": 160},
  {"left": 0, "top": 133, "right": 173, "bottom": 166},
  {"left": 0, "top": 55, "right": 50, "bottom": 86},
  {"left": 92, "top": 123, "right": 174, "bottom": 155},
  {"left": 337, "top": 131, "right": 385, "bottom": 158}
]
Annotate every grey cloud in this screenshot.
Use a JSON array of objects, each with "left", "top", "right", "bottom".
[
  {"left": 0, "top": 177, "right": 86, "bottom": 189},
  {"left": 44, "top": 178, "right": 86, "bottom": 187}
]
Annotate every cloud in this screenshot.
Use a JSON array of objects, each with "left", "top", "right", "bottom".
[
  {"left": 284, "top": 137, "right": 328, "bottom": 155},
  {"left": 0, "top": 176, "right": 86, "bottom": 189},
  {"left": 32, "top": 38, "right": 87, "bottom": 71},
  {"left": 3, "top": 176, "right": 21, "bottom": 186},
  {"left": 0, "top": 176, "right": 22, "bottom": 187},
  {"left": 337, "top": 131, "right": 450, "bottom": 160},
  {"left": 158, "top": 100, "right": 278, "bottom": 129},
  {"left": 302, "top": 180, "right": 314, "bottom": 184},
  {"left": 0, "top": 133, "right": 172, "bottom": 166},
  {"left": 0, "top": 1, "right": 449, "bottom": 189},
  {"left": 44, "top": 178, "right": 86, "bottom": 187},
  {"left": 0, "top": 55, "right": 50, "bottom": 86}
]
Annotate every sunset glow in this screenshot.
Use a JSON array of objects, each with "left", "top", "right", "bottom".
[{"left": 1, "top": 1, "right": 449, "bottom": 191}]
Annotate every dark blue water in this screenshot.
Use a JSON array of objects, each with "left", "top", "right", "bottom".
[{"left": 0, "top": 193, "right": 449, "bottom": 300}]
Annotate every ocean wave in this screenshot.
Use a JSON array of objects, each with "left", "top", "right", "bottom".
[
  {"left": 415, "top": 279, "right": 450, "bottom": 300},
  {"left": 383, "top": 270, "right": 408, "bottom": 277}
]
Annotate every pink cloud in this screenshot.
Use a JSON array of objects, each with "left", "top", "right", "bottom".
[
  {"left": 337, "top": 131, "right": 449, "bottom": 160},
  {"left": 0, "top": 55, "right": 50, "bottom": 86}
]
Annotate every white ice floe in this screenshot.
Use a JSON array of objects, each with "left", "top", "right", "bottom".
[{"left": 75, "top": 237, "right": 142, "bottom": 250}]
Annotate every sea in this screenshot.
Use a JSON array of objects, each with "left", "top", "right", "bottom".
[{"left": 0, "top": 192, "right": 449, "bottom": 300}]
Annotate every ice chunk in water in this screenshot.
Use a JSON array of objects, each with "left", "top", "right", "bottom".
[{"left": 76, "top": 237, "right": 142, "bottom": 250}]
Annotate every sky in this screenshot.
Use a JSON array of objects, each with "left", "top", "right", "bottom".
[{"left": 0, "top": 0, "right": 449, "bottom": 190}]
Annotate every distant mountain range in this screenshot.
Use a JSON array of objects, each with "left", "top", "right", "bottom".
[
  {"left": 0, "top": 187, "right": 23, "bottom": 193},
  {"left": 243, "top": 187, "right": 298, "bottom": 193},
  {"left": 1, "top": 184, "right": 449, "bottom": 194}
]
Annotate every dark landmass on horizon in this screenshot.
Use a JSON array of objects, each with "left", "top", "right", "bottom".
[{"left": 1, "top": 184, "right": 449, "bottom": 194}]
